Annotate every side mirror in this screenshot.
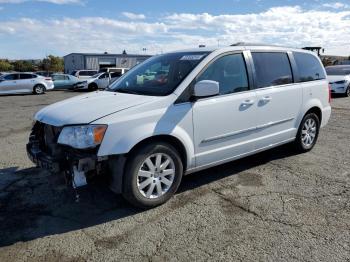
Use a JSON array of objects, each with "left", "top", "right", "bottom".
[{"left": 193, "top": 80, "right": 219, "bottom": 98}]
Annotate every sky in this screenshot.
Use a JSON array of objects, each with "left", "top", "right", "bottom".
[{"left": 0, "top": 0, "right": 349, "bottom": 59}]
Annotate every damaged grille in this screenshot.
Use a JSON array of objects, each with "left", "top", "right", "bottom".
[{"left": 31, "top": 122, "right": 62, "bottom": 156}]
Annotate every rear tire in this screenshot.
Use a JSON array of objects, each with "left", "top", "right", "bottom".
[
  {"left": 122, "top": 142, "right": 183, "bottom": 209},
  {"left": 345, "top": 86, "right": 350, "bottom": 97},
  {"left": 33, "top": 84, "right": 45, "bottom": 95},
  {"left": 293, "top": 113, "right": 320, "bottom": 152}
]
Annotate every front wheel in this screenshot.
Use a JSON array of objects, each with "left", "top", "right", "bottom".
[
  {"left": 293, "top": 113, "right": 320, "bottom": 152},
  {"left": 122, "top": 142, "right": 183, "bottom": 208},
  {"left": 345, "top": 86, "right": 350, "bottom": 97}
]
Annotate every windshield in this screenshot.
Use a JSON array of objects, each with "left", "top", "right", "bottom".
[
  {"left": 108, "top": 52, "right": 209, "bottom": 96},
  {"left": 326, "top": 67, "right": 350, "bottom": 76}
]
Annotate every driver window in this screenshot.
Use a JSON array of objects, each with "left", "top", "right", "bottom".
[{"left": 197, "top": 53, "right": 249, "bottom": 95}]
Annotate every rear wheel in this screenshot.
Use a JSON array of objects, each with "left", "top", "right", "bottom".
[
  {"left": 294, "top": 113, "right": 320, "bottom": 152},
  {"left": 345, "top": 86, "right": 350, "bottom": 97},
  {"left": 33, "top": 84, "right": 45, "bottom": 95},
  {"left": 122, "top": 142, "right": 183, "bottom": 208}
]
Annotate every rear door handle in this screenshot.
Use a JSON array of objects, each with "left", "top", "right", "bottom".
[
  {"left": 241, "top": 99, "right": 255, "bottom": 106},
  {"left": 260, "top": 96, "right": 272, "bottom": 102}
]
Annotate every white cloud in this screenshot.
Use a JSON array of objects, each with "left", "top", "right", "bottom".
[
  {"left": 0, "top": 6, "right": 350, "bottom": 58},
  {"left": 0, "top": 0, "right": 82, "bottom": 4},
  {"left": 323, "top": 2, "right": 349, "bottom": 9},
  {"left": 122, "top": 12, "right": 146, "bottom": 20}
]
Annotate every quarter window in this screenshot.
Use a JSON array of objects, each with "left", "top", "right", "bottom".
[
  {"left": 197, "top": 53, "right": 249, "bottom": 95},
  {"left": 293, "top": 52, "right": 326, "bottom": 82},
  {"left": 252, "top": 52, "right": 293, "bottom": 88}
]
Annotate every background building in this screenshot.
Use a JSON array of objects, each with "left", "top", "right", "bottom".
[{"left": 63, "top": 52, "right": 151, "bottom": 74}]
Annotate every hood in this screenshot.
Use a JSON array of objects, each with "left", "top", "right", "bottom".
[
  {"left": 327, "top": 75, "right": 350, "bottom": 83},
  {"left": 35, "top": 91, "right": 159, "bottom": 126}
]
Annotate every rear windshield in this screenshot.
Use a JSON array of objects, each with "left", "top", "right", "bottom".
[
  {"left": 108, "top": 52, "right": 210, "bottom": 96},
  {"left": 326, "top": 67, "right": 350, "bottom": 76}
]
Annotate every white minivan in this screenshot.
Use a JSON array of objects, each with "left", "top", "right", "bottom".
[{"left": 27, "top": 44, "right": 331, "bottom": 208}]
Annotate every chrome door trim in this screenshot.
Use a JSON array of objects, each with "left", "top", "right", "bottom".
[{"left": 201, "top": 117, "right": 294, "bottom": 144}]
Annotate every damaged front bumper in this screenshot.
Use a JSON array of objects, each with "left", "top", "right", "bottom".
[{"left": 26, "top": 122, "right": 108, "bottom": 188}]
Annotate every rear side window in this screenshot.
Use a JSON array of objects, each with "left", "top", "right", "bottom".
[
  {"left": 20, "top": 74, "right": 35, "bottom": 79},
  {"left": 293, "top": 52, "right": 325, "bottom": 82},
  {"left": 252, "top": 52, "right": 293, "bottom": 88}
]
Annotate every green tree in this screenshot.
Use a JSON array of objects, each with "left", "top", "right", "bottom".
[
  {"left": 12, "top": 60, "right": 35, "bottom": 72},
  {"left": 40, "top": 55, "right": 64, "bottom": 72},
  {"left": 0, "top": 59, "right": 14, "bottom": 71}
]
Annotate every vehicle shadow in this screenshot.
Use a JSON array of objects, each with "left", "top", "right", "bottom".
[{"left": 0, "top": 144, "right": 298, "bottom": 247}]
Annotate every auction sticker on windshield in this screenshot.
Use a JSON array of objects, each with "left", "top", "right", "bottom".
[{"left": 180, "top": 55, "right": 205, "bottom": 61}]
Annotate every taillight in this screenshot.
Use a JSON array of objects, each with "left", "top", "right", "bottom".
[{"left": 328, "top": 83, "right": 332, "bottom": 104}]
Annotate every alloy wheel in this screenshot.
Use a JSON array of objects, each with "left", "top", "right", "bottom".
[
  {"left": 301, "top": 118, "right": 317, "bottom": 147},
  {"left": 137, "top": 153, "right": 175, "bottom": 199}
]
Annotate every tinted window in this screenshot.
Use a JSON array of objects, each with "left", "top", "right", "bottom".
[
  {"left": 111, "top": 72, "right": 122, "bottom": 78},
  {"left": 294, "top": 52, "right": 325, "bottom": 82},
  {"left": 197, "top": 53, "right": 249, "bottom": 95},
  {"left": 53, "top": 75, "right": 65, "bottom": 81},
  {"left": 79, "top": 71, "right": 97, "bottom": 76},
  {"left": 3, "top": 74, "right": 19, "bottom": 80},
  {"left": 20, "top": 73, "right": 35, "bottom": 79},
  {"left": 252, "top": 52, "right": 293, "bottom": 88}
]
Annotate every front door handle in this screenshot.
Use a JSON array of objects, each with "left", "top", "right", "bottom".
[
  {"left": 260, "top": 96, "right": 272, "bottom": 102},
  {"left": 241, "top": 99, "right": 255, "bottom": 106}
]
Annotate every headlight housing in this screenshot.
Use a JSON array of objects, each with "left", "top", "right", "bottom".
[
  {"left": 58, "top": 125, "right": 107, "bottom": 149},
  {"left": 334, "top": 80, "right": 346, "bottom": 84}
]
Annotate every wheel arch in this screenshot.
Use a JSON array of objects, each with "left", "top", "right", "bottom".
[
  {"left": 108, "top": 134, "right": 189, "bottom": 195},
  {"left": 127, "top": 134, "right": 188, "bottom": 172},
  {"left": 305, "top": 106, "right": 322, "bottom": 124}
]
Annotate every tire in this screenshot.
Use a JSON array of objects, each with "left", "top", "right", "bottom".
[
  {"left": 345, "top": 86, "right": 350, "bottom": 97},
  {"left": 33, "top": 84, "right": 45, "bottom": 95},
  {"left": 293, "top": 113, "right": 320, "bottom": 152},
  {"left": 122, "top": 142, "right": 183, "bottom": 208},
  {"left": 88, "top": 83, "right": 98, "bottom": 92}
]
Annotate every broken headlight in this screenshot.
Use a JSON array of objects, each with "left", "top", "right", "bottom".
[{"left": 58, "top": 125, "right": 107, "bottom": 149}]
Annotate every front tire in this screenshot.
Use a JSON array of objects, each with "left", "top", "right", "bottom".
[
  {"left": 122, "top": 142, "right": 183, "bottom": 208},
  {"left": 294, "top": 113, "right": 320, "bottom": 152},
  {"left": 345, "top": 86, "right": 350, "bottom": 97},
  {"left": 33, "top": 84, "right": 45, "bottom": 95},
  {"left": 88, "top": 83, "right": 98, "bottom": 92}
]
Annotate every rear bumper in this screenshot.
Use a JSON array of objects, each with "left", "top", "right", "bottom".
[{"left": 321, "top": 106, "right": 331, "bottom": 128}]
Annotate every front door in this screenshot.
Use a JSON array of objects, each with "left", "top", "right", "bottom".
[
  {"left": 192, "top": 53, "right": 258, "bottom": 168},
  {"left": 97, "top": 73, "right": 110, "bottom": 89},
  {"left": 0, "top": 74, "right": 20, "bottom": 94}
]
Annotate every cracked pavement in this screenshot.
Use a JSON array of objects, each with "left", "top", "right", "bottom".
[{"left": 0, "top": 91, "right": 349, "bottom": 261}]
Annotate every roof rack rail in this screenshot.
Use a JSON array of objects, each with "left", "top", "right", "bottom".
[{"left": 230, "top": 42, "right": 282, "bottom": 47}]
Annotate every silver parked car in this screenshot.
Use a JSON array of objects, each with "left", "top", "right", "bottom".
[{"left": 0, "top": 73, "right": 54, "bottom": 95}]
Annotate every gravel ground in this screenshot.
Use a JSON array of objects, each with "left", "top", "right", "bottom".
[{"left": 0, "top": 91, "right": 349, "bottom": 261}]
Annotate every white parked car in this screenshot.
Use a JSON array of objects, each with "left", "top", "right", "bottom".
[
  {"left": 71, "top": 70, "right": 98, "bottom": 79},
  {"left": 27, "top": 44, "right": 331, "bottom": 208},
  {"left": 326, "top": 65, "right": 350, "bottom": 97},
  {"left": 0, "top": 73, "right": 54, "bottom": 95},
  {"left": 73, "top": 72, "right": 120, "bottom": 91}
]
